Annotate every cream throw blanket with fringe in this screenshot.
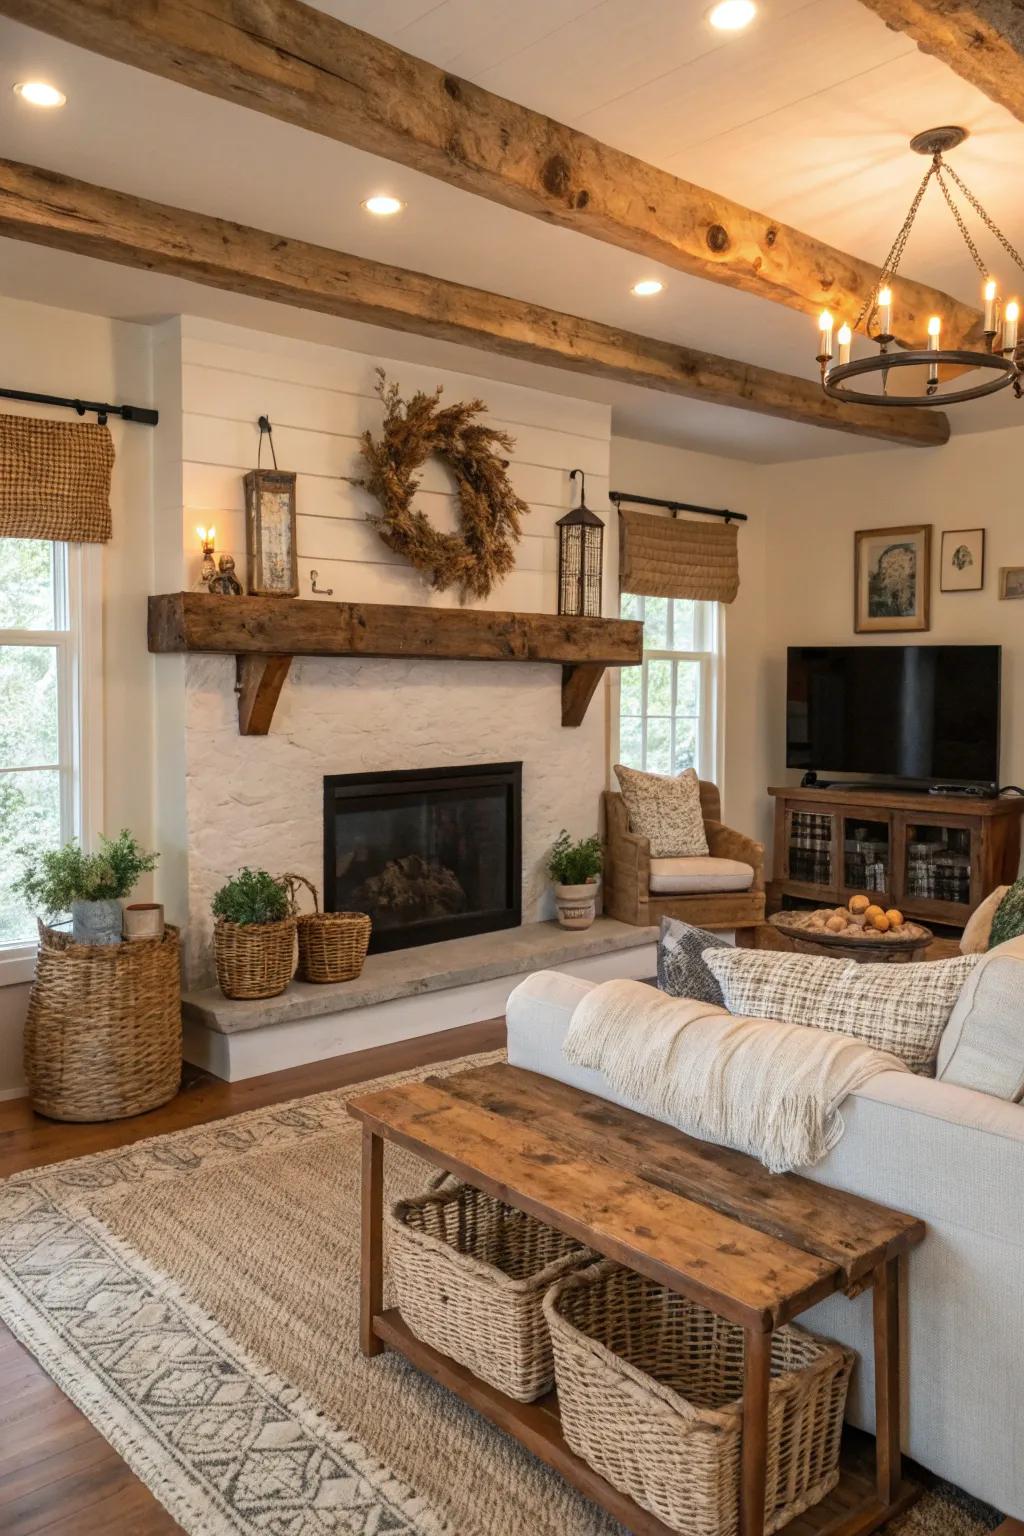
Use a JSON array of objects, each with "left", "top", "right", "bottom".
[{"left": 563, "top": 979, "right": 909, "bottom": 1173}]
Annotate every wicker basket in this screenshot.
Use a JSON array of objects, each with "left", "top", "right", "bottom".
[
  {"left": 24, "top": 922, "right": 182, "bottom": 1122},
  {"left": 213, "top": 915, "right": 296, "bottom": 999},
  {"left": 283, "top": 874, "right": 371, "bottom": 984},
  {"left": 545, "top": 1261, "right": 854, "bottom": 1536},
  {"left": 389, "top": 1178, "right": 593, "bottom": 1401}
]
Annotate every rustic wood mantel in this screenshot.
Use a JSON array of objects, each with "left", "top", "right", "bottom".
[{"left": 148, "top": 592, "right": 642, "bottom": 735}]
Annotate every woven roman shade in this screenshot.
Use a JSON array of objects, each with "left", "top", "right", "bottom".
[
  {"left": 0, "top": 413, "right": 115, "bottom": 543},
  {"left": 619, "top": 508, "right": 739, "bottom": 603}
]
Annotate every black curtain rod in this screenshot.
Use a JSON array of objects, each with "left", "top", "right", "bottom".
[
  {"left": 0, "top": 387, "right": 159, "bottom": 427},
  {"left": 609, "top": 490, "right": 746, "bottom": 524}
]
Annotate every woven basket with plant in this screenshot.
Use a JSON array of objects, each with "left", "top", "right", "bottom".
[
  {"left": 282, "top": 874, "right": 371, "bottom": 985},
  {"left": 212, "top": 868, "right": 296, "bottom": 1000}
]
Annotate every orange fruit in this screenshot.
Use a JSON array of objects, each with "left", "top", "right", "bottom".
[
  {"left": 864, "top": 904, "right": 884, "bottom": 920},
  {"left": 825, "top": 915, "right": 846, "bottom": 933},
  {"left": 885, "top": 908, "right": 904, "bottom": 928},
  {"left": 849, "top": 894, "right": 870, "bottom": 914},
  {"left": 870, "top": 912, "right": 891, "bottom": 933}
]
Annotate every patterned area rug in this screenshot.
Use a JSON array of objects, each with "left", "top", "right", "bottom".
[{"left": 0, "top": 1050, "right": 1005, "bottom": 1536}]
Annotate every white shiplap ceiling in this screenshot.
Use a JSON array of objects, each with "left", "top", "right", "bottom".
[{"left": 1, "top": 0, "right": 1022, "bottom": 460}]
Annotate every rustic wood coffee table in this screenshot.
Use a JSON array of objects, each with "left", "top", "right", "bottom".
[{"left": 350, "top": 1062, "right": 925, "bottom": 1536}]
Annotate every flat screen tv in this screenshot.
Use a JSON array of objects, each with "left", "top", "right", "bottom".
[{"left": 786, "top": 645, "right": 1001, "bottom": 789}]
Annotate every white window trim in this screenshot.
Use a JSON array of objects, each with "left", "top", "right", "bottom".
[
  {"left": 610, "top": 597, "right": 723, "bottom": 789},
  {"left": 0, "top": 542, "right": 103, "bottom": 986}
]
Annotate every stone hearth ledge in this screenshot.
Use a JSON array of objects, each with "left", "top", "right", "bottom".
[{"left": 182, "top": 917, "right": 658, "bottom": 1035}]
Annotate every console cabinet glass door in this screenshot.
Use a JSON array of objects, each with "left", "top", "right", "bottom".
[
  {"left": 785, "top": 806, "right": 837, "bottom": 894},
  {"left": 897, "top": 815, "right": 975, "bottom": 919},
  {"left": 841, "top": 814, "right": 892, "bottom": 902}
]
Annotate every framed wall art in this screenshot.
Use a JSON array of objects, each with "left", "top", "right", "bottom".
[
  {"left": 854, "top": 524, "right": 931, "bottom": 633},
  {"left": 999, "top": 566, "right": 1024, "bottom": 600},
  {"left": 940, "top": 528, "right": 985, "bottom": 592},
  {"left": 244, "top": 467, "right": 299, "bottom": 597}
]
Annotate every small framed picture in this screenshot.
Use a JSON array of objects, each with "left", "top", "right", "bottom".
[
  {"left": 854, "top": 524, "right": 931, "bottom": 633},
  {"left": 940, "top": 528, "right": 985, "bottom": 592},
  {"left": 999, "top": 566, "right": 1024, "bottom": 600},
  {"left": 244, "top": 468, "right": 299, "bottom": 597}
]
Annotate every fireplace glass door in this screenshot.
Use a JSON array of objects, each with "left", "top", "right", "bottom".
[{"left": 324, "top": 763, "right": 522, "bottom": 954}]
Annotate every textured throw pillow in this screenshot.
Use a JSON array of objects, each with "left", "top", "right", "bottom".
[
  {"left": 988, "top": 877, "right": 1024, "bottom": 950},
  {"left": 613, "top": 764, "right": 709, "bottom": 858},
  {"left": 938, "top": 935, "right": 1024, "bottom": 1098},
  {"left": 658, "top": 917, "right": 730, "bottom": 1004},
  {"left": 960, "top": 885, "right": 1009, "bottom": 954},
  {"left": 703, "top": 948, "right": 979, "bottom": 1075}
]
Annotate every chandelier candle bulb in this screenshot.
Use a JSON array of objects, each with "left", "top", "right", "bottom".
[
  {"left": 818, "top": 309, "right": 834, "bottom": 360},
  {"left": 878, "top": 287, "right": 893, "bottom": 337},
  {"left": 984, "top": 279, "right": 998, "bottom": 333},
  {"left": 1004, "top": 301, "right": 1019, "bottom": 355},
  {"left": 837, "top": 324, "right": 852, "bottom": 366}
]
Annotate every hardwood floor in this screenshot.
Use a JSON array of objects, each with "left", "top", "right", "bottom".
[{"left": 0, "top": 1017, "right": 505, "bottom": 1536}]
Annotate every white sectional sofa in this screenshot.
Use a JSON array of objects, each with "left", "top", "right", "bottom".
[{"left": 506, "top": 966, "right": 1024, "bottom": 1519}]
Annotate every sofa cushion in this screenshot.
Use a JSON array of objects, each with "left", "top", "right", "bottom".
[
  {"left": 937, "top": 934, "right": 1024, "bottom": 1099},
  {"left": 960, "top": 886, "right": 1009, "bottom": 954},
  {"left": 703, "top": 947, "right": 978, "bottom": 1074},
  {"left": 988, "top": 876, "right": 1024, "bottom": 949},
  {"left": 649, "top": 855, "right": 754, "bottom": 894},
  {"left": 613, "top": 763, "right": 709, "bottom": 858},
  {"left": 657, "top": 918, "right": 730, "bottom": 1004}
]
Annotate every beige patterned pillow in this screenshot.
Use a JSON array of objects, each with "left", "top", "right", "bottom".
[
  {"left": 703, "top": 947, "right": 979, "bottom": 1074},
  {"left": 614, "top": 764, "right": 709, "bottom": 858}
]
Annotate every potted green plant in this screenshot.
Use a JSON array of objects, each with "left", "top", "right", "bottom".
[
  {"left": 547, "top": 830, "right": 602, "bottom": 930},
  {"left": 211, "top": 868, "right": 296, "bottom": 999},
  {"left": 13, "top": 831, "right": 159, "bottom": 946}
]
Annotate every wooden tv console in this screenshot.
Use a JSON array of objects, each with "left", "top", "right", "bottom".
[{"left": 768, "top": 785, "right": 1024, "bottom": 930}]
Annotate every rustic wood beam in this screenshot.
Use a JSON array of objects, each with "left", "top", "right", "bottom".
[
  {"left": 0, "top": 159, "right": 949, "bottom": 447},
  {"left": 0, "top": 0, "right": 984, "bottom": 350},
  {"left": 856, "top": 0, "right": 1024, "bottom": 123},
  {"left": 561, "top": 663, "right": 607, "bottom": 728},
  {"left": 235, "top": 654, "right": 292, "bottom": 736}
]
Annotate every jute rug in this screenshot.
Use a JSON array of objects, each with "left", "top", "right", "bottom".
[{"left": 0, "top": 1050, "right": 1003, "bottom": 1536}]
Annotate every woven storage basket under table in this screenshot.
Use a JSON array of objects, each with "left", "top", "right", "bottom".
[
  {"left": 545, "top": 1260, "right": 854, "bottom": 1536},
  {"left": 283, "top": 874, "right": 371, "bottom": 984},
  {"left": 388, "top": 1178, "right": 593, "bottom": 1402},
  {"left": 24, "top": 923, "right": 182, "bottom": 1122},
  {"left": 213, "top": 916, "right": 296, "bottom": 1000}
]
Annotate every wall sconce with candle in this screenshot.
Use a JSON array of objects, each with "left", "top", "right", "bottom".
[{"left": 196, "top": 524, "right": 217, "bottom": 590}]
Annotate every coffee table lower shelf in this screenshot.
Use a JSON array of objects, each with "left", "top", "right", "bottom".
[{"left": 374, "top": 1308, "right": 921, "bottom": 1536}]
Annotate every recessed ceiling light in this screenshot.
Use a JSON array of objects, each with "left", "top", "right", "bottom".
[
  {"left": 707, "top": 0, "right": 757, "bottom": 30},
  {"left": 362, "top": 194, "right": 404, "bottom": 217},
  {"left": 631, "top": 278, "right": 664, "bottom": 297},
  {"left": 13, "top": 80, "right": 66, "bottom": 108}
]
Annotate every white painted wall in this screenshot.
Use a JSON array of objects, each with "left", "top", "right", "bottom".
[
  {"left": 757, "top": 426, "right": 1024, "bottom": 854},
  {"left": 0, "top": 297, "right": 155, "bottom": 1097},
  {"left": 169, "top": 319, "right": 618, "bottom": 984}
]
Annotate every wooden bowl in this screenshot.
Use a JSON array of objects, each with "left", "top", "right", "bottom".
[{"left": 768, "top": 911, "right": 933, "bottom": 964}]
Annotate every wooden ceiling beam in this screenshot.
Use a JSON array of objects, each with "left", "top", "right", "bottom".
[
  {"left": 0, "top": 0, "right": 984, "bottom": 349},
  {"left": 857, "top": 0, "right": 1024, "bottom": 123},
  {"left": 0, "top": 159, "right": 950, "bottom": 446}
]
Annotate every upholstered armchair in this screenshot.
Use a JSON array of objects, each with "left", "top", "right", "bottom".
[{"left": 602, "top": 781, "right": 765, "bottom": 940}]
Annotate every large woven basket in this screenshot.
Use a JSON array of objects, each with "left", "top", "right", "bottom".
[
  {"left": 284, "top": 874, "right": 371, "bottom": 985},
  {"left": 389, "top": 1178, "right": 592, "bottom": 1402},
  {"left": 24, "top": 923, "right": 182, "bottom": 1122},
  {"left": 213, "top": 915, "right": 296, "bottom": 999},
  {"left": 545, "top": 1261, "right": 853, "bottom": 1536}
]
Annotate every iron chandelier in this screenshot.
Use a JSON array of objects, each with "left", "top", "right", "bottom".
[{"left": 816, "top": 127, "right": 1023, "bottom": 408}]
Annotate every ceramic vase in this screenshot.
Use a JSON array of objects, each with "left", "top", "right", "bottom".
[{"left": 123, "top": 902, "right": 165, "bottom": 942}]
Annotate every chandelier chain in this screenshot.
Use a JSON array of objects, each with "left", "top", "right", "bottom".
[
  {"left": 856, "top": 158, "right": 937, "bottom": 331},
  {"left": 940, "top": 160, "right": 1024, "bottom": 275},
  {"left": 935, "top": 166, "right": 991, "bottom": 277}
]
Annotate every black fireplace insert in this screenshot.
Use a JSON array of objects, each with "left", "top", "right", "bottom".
[{"left": 323, "top": 762, "right": 522, "bottom": 954}]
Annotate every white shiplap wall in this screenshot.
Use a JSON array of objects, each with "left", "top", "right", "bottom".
[{"left": 175, "top": 319, "right": 615, "bottom": 983}]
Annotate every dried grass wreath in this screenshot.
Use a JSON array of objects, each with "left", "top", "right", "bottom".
[{"left": 357, "top": 370, "right": 529, "bottom": 601}]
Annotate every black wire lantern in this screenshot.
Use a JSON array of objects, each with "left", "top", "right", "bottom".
[
  {"left": 817, "top": 126, "right": 1022, "bottom": 408},
  {"left": 557, "top": 468, "right": 605, "bottom": 617}
]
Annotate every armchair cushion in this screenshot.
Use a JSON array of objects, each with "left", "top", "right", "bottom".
[
  {"left": 649, "top": 856, "right": 755, "bottom": 894},
  {"left": 613, "top": 763, "right": 709, "bottom": 858}
]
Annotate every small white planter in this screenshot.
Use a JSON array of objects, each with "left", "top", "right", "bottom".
[
  {"left": 123, "top": 902, "right": 165, "bottom": 942},
  {"left": 553, "top": 881, "right": 599, "bottom": 931}
]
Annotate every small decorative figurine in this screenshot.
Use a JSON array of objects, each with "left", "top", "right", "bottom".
[{"left": 208, "top": 553, "right": 243, "bottom": 595}]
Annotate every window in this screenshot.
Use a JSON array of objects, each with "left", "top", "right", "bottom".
[
  {"left": 0, "top": 539, "right": 97, "bottom": 968},
  {"left": 616, "top": 594, "right": 720, "bottom": 779}
]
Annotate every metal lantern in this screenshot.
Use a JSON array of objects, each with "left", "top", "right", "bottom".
[{"left": 557, "top": 468, "right": 605, "bottom": 617}]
